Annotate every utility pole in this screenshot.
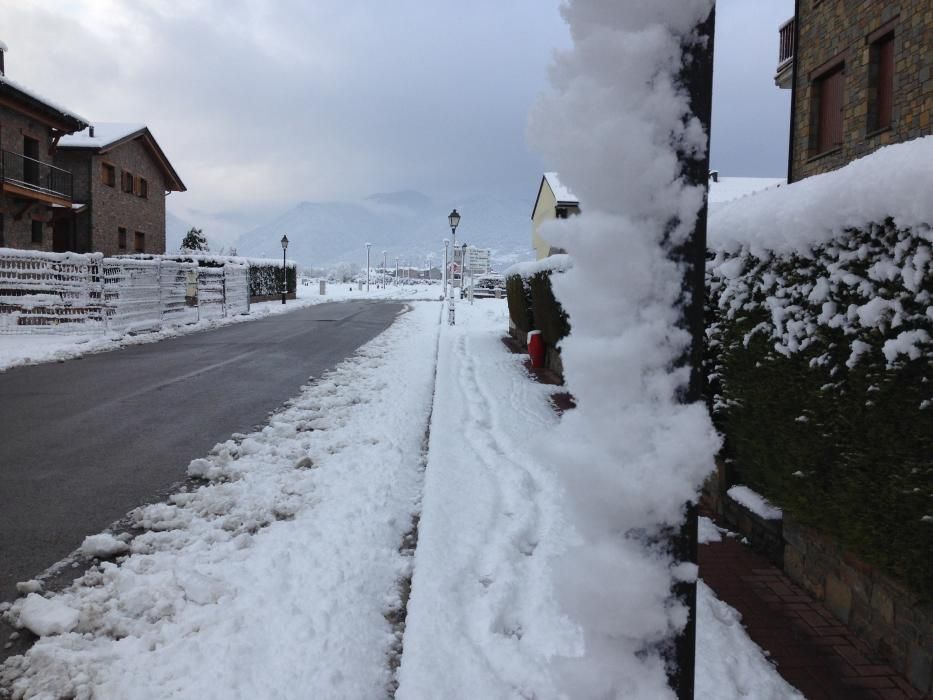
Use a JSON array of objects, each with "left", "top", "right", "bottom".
[{"left": 668, "top": 7, "right": 715, "bottom": 700}]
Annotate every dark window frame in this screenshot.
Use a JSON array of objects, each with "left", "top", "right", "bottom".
[
  {"left": 138, "top": 177, "right": 148, "bottom": 199},
  {"left": 134, "top": 230, "right": 145, "bottom": 253},
  {"left": 809, "top": 55, "right": 846, "bottom": 157},
  {"left": 122, "top": 170, "right": 135, "bottom": 194},
  {"left": 866, "top": 19, "right": 897, "bottom": 135},
  {"left": 118, "top": 227, "right": 127, "bottom": 250},
  {"left": 101, "top": 162, "right": 116, "bottom": 188},
  {"left": 31, "top": 219, "right": 44, "bottom": 245}
]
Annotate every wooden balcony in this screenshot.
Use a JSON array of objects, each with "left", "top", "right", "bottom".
[
  {"left": 1, "top": 149, "right": 73, "bottom": 207},
  {"left": 775, "top": 16, "right": 795, "bottom": 89}
]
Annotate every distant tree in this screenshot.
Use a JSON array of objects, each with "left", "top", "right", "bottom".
[{"left": 180, "top": 227, "right": 209, "bottom": 252}]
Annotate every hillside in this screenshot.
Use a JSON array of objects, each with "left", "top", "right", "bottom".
[{"left": 234, "top": 191, "right": 534, "bottom": 270}]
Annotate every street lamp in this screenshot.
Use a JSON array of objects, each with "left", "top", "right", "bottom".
[
  {"left": 365, "top": 242, "right": 372, "bottom": 293},
  {"left": 443, "top": 239, "right": 450, "bottom": 295},
  {"left": 447, "top": 209, "right": 460, "bottom": 325},
  {"left": 462, "top": 242, "right": 472, "bottom": 304},
  {"left": 382, "top": 250, "right": 387, "bottom": 289},
  {"left": 280, "top": 234, "right": 289, "bottom": 305}
]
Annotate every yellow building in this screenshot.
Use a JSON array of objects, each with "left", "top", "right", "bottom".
[{"left": 530, "top": 172, "right": 580, "bottom": 260}]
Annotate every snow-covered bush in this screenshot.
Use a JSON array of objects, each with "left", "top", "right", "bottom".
[
  {"left": 705, "top": 140, "right": 933, "bottom": 595},
  {"left": 249, "top": 263, "right": 296, "bottom": 297},
  {"left": 505, "top": 274, "right": 534, "bottom": 341}
]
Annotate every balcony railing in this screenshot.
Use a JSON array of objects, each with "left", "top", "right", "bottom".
[
  {"left": 775, "top": 16, "right": 795, "bottom": 88},
  {"left": 1, "top": 149, "right": 73, "bottom": 202}
]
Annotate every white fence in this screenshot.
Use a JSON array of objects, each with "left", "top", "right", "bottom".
[{"left": 0, "top": 249, "right": 253, "bottom": 335}]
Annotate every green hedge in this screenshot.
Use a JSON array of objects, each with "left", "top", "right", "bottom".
[
  {"left": 529, "top": 271, "right": 571, "bottom": 348},
  {"left": 705, "top": 221, "right": 933, "bottom": 593},
  {"left": 250, "top": 264, "right": 296, "bottom": 297},
  {"left": 506, "top": 274, "right": 534, "bottom": 338}
]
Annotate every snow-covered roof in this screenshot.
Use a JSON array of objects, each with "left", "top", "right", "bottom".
[
  {"left": 59, "top": 123, "right": 146, "bottom": 149},
  {"left": 0, "top": 73, "right": 88, "bottom": 127},
  {"left": 543, "top": 172, "right": 578, "bottom": 204},
  {"left": 708, "top": 177, "right": 784, "bottom": 206}
]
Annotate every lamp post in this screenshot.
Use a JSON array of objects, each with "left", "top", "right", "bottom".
[
  {"left": 395, "top": 256, "right": 399, "bottom": 285},
  {"left": 365, "top": 242, "right": 372, "bottom": 293},
  {"left": 382, "top": 250, "right": 387, "bottom": 289},
  {"left": 443, "top": 238, "right": 450, "bottom": 294},
  {"left": 280, "top": 234, "right": 289, "bottom": 305},
  {"left": 462, "top": 242, "right": 472, "bottom": 305},
  {"left": 447, "top": 209, "right": 460, "bottom": 325}
]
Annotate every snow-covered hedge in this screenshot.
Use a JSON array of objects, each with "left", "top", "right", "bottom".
[{"left": 705, "top": 142, "right": 933, "bottom": 595}]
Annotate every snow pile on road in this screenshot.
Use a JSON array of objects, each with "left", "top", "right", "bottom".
[
  {"left": 1, "top": 303, "right": 440, "bottom": 699},
  {"left": 527, "top": 1, "right": 720, "bottom": 696}
]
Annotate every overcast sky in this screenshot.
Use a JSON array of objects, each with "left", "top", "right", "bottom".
[{"left": 3, "top": 0, "right": 792, "bottom": 242}]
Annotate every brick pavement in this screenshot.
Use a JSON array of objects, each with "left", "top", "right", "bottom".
[{"left": 699, "top": 519, "right": 928, "bottom": 700}]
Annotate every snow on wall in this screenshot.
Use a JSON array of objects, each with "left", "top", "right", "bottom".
[
  {"left": 196, "top": 267, "right": 226, "bottom": 322},
  {"left": 103, "top": 258, "right": 162, "bottom": 334},
  {"left": 224, "top": 264, "right": 250, "bottom": 316},
  {"left": 527, "top": 2, "right": 719, "bottom": 697}
]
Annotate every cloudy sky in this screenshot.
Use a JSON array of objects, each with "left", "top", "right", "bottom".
[{"left": 3, "top": 0, "right": 792, "bottom": 243}]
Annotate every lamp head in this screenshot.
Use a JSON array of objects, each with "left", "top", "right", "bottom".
[
  {"left": 448, "top": 209, "right": 460, "bottom": 232},
  {"left": 280, "top": 234, "right": 289, "bottom": 250}
]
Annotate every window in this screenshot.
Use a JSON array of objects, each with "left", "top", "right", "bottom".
[
  {"left": 138, "top": 177, "right": 148, "bottom": 198},
  {"left": 122, "top": 171, "right": 134, "bottom": 193},
  {"left": 101, "top": 163, "right": 116, "bottom": 187},
  {"left": 134, "top": 231, "right": 145, "bottom": 252},
  {"left": 868, "top": 30, "right": 895, "bottom": 133},
  {"left": 812, "top": 63, "right": 845, "bottom": 154},
  {"left": 0, "top": 214, "right": 4, "bottom": 246},
  {"left": 23, "top": 136, "right": 40, "bottom": 186},
  {"left": 118, "top": 227, "right": 127, "bottom": 250},
  {"left": 31, "top": 219, "right": 43, "bottom": 245}
]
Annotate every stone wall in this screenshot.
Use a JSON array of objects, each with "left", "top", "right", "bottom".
[
  {"left": 790, "top": 0, "right": 931, "bottom": 181},
  {"left": 784, "top": 516, "right": 932, "bottom": 695}
]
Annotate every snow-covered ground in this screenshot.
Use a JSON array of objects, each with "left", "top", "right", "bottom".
[
  {"left": 0, "top": 281, "right": 441, "bottom": 373},
  {"left": 2, "top": 298, "right": 800, "bottom": 699}
]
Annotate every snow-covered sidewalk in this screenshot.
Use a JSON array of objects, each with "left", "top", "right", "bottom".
[{"left": 2, "top": 298, "right": 801, "bottom": 699}]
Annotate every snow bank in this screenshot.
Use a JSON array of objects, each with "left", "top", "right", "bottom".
[
  {"left": 15, "top": 595, "right": 79, "bottom": 637},
  {"left": 527, "top": 2, "right": 720, "bottom": 696},
  {"left": 727, "top": 486, "right": 783, "bottom": 521},
  {"left": 503, "top": 254, "right": 573, "bottom": 279},
  {"left": 79, "top": 533, "right": 130, "bottom": 558},
  {"left": 709, "top": 137, "right": 933, "bottom": 258},
  {"left": 1, "top": 303, "right": 441, "bottom": 699}
]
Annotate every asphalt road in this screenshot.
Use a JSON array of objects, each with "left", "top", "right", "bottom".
[{"left": 0, "top": 300, "right": 405, "bottom": 603}]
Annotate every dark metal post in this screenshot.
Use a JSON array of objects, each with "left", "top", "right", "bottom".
[
  {"left": 281, "top": 248, "right": 286, "bottom": 304},
  {"left": 667, "top": 7, "right": 715, "bottom": 700}
]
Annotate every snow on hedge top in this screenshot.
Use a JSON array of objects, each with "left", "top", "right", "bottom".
[
  {"left": 709, "top": 137, "right": 933, "bottom": 257},
  {"left": 544, "top": 172, "right": 578, "bottom": 203},
  {"left": 503, "top": 253, "right": 573, "bottom": 278},
  {"left": 727, "top": 486, "right": 782, "bottom": 521},
  {"left": 59, "top": 123, "right": 145, "bottom": 149},
  {"left": 708, "top": 177, "right": 784, "bottom": 208},
  {"left": 0, "top": 73, "right": 88, "bottom": 125}
]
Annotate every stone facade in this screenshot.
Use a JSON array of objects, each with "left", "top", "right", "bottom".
[
  {"left": 56, "top": 137, "right": 168, "bottom": 256},
  {"left": 790, "top": 0, "right": 932, "bottom": 181},
  {"left": 0, "top": 105, "right": 60, "bottom": 252}
]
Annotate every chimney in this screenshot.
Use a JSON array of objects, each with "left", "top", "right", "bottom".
[
  {"left": 89, "top": 125, "right": 95, "bottom": 138},
  {"left": 709, "top": 169, "right": 719, "bottom": 183},
  {"left": 0, "top": 40, "right": 7, "bottom": 76}
]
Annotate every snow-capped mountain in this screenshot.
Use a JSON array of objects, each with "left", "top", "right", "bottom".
[{"left": 234, "top": 191, "right": 534, "bottom": 270}]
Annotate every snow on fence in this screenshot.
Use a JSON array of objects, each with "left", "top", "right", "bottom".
[
  {"left": 224, "top": 264, "right": 250, "bottom": 316},
  {"left": 0, "top": 249, "right": 105, "bottom": 333},
  {"left": 0, "top": 249, "right": 256, "bottom": 334},
  {"left": 197, "top": 266, "right": 226, "bottom": 322}
]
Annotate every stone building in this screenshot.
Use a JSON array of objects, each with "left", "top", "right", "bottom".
[
  {"left": 55, "top": 124, "right": 186, "bottom": 255},
  {"left": 0, "top": 43, "right": 88, "bottom": 251},
  {"left": 777, "top": 1, "right": 931, "bottom": 182}
]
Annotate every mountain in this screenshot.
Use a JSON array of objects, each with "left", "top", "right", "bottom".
[
  {"left": 166, "top": 211, "right": 193, "bottom": 253},
  {"left": 234, "top": 191, "right": 534, "bottom": 271}
]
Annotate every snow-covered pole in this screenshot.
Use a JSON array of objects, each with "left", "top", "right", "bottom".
[
  {"left": 669, "top": 7, "right": 715, "bottom": 699},
  {"left": 365, "top": 243, "right": 372, "bottom": 293},
  {"left": 447, "top": 209, "right": 460, "bottom": 326},
  {"left": 382, "top": 250, "right": 387, "bottom": 288}
]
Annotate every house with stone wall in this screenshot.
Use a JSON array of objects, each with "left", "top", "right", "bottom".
[
  {"left": 55, "top": 124, "right": 186, "bottom": 256},
  {"left": 776, "top": 0, "right": 931, "bottom": 182},
  {"left": 0, "top": 43, "right": 88, "bottom": 252}
]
